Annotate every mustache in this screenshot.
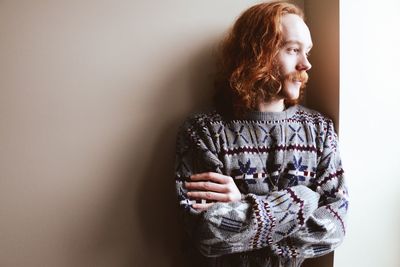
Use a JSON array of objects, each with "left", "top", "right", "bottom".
[{"left": 285, "top": 71, "right": 309, "bottom": 83}]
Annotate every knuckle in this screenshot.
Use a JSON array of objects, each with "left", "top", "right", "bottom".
[
  {"left": 205, "top": 192, "right": 212, "bottom": 199},
  {"left": 220, "top": 184, "right": 229, "bottom": 193},
  {"left": 203, "top": 182, "right": 210, "bottom": 190}
]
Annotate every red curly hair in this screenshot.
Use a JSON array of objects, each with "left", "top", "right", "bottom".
[{"left": 214, "top": 1, "right": 305, "bottom": 117}]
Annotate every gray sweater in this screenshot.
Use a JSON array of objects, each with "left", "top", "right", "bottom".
[{"left": 174, "top": 105, "right": 348, "bottom": 267}]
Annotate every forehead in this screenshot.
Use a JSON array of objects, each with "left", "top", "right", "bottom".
[{"left": 281, "top": 14, "right": 312, "bottom": 48}]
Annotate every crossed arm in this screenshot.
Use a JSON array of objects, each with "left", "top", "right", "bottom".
[
  {"left": 175, "top": 117, "right": 348, "bottom": 258},
  {"left": 185, "top": 172, "right": 241, "bottom": 211}
]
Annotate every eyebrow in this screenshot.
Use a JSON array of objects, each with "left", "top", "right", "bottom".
[{"left": 283, "top": 40, "right": 313, "bottom": 50}]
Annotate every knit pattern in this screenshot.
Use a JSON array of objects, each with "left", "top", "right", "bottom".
[{"left": 175, "top": 105, "right": 348, "bottom": 267}]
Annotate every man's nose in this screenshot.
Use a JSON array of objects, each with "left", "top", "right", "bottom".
[{"left": 296, "top": 55, "right": 312, "bottom": 71}]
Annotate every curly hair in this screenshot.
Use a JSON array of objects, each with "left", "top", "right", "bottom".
[{"left": 214, "top": 1, "right": 305, "bottom": 117}]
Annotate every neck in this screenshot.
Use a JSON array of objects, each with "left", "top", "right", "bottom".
[{"left": 257, "top": 99, "right": 285, "bottom": 112}]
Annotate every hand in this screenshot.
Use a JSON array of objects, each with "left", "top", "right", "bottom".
[{"left": 185, "top": 172, "right": 241, "bottom": 211}]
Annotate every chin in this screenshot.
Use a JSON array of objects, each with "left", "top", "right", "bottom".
[{"left": 283, "top": 86, "right": 300, "bottom": 100}]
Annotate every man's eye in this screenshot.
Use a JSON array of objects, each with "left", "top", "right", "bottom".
[{"left": 287, "top": 48, "right": 299, "bottom": 54}]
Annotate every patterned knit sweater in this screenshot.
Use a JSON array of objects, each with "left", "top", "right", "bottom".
[{"left": 174, "top": 105, "right": 348, "bottom": 267}]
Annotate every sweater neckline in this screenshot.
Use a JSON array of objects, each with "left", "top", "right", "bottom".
[{"left": 241, "top": 105, "right": 299, "bottom": 121}]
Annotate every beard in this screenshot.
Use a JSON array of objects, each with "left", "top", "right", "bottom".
[
  {"left": 261, "top": 65, "right": 309, "bottom": 102},
  {"left": 277, "top": 70, "right": 309, "bottom": 102}
]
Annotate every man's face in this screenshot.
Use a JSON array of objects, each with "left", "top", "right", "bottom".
[{"left": 277, "top": 14, "right": 313, "bottom": 100}]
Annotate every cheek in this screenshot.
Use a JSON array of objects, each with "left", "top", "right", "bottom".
[{"left": 276, "top": 54, "right": 295, "bottom": 75}]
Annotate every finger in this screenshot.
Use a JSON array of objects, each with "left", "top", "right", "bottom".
[
  {"left": 185, "top": 181, "right": 228, "bottom": 193},
  {"left": 190, "top": 172, "right": 231, "bottom": 184},
  {"left": 187, "top": 191, "right": 229, "bottom": 202},
  {"left": 192, "top": 203, "right": 214, "bottom": 211}
]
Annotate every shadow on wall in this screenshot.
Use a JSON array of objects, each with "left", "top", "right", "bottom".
[
  {"left": 60, "top": 37, "right": 221, "bottom": 266},
  {"left": 133, "top": 40, "right": 219, "bottom": 266}
]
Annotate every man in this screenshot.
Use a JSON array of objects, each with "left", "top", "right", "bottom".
[{"left": 174, "top": 1, "right": 348, "bottom": 267}]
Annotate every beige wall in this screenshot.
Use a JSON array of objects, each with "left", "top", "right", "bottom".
[{"left": 0, "top": 1, "right": 264, "bottom": 266}]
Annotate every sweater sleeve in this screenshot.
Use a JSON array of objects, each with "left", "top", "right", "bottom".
[
  {"left": 175, "top": 116, "right": 348, "bottom": 258},
  {"left": 265, "top": 119, "right": 349, "bottom": 259}
]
